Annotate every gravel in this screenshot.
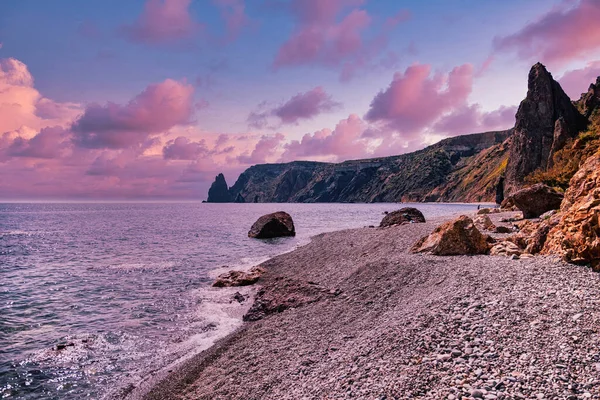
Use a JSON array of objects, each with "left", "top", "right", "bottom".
[{"left": 130, "top": 214, "right": 600, "bottom": 400}]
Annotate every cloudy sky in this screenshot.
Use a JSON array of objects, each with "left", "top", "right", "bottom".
[{"left": 1, "top": 0, "right": 599, "bottom": 200}]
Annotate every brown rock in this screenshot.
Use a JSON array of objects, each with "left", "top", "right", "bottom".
[
  {"left": 490, "top": 241, "right": 522, "bottom": 257},
  {"left": 494, "top": 226, "right": 513, "bottom": 234},
  {"left": 474, "top": 214, "right": 495, "bottom": 231},
  {"left": 248, "top": 212, "right": 295, "bottom": 239},
  {"left": 379, "top": 207, "right": 426, "bottom": 227},
  {"left": 213, "top": 266, "right": 265, "bottom": 287},
  {"left": 244, "top": 277, "right": 328, "bottom": 321},
  {"left": 543, "top": 151, "right": 600, "bottom": 268},
  {"left": 412, "top": 215, "right": 490, "bottom": 255},
  {"left": 508, "top": 183, "right": 564, "bottom": 219}
]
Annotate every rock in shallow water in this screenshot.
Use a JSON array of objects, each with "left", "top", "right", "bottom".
[
  {"left": 213, "top": 266, "right": 265, "bottom": 287},
  {"left": 248, "top": 211, "right": 295, "bottom": 239},
  {"left": 379, "top": 207, "right": 425, "bottom": 227}
]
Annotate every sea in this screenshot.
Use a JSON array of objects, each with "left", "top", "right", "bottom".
[{"left": 0, "top": 202, "right": 483, "bottom": 399}]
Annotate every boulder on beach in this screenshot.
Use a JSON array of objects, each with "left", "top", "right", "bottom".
[
  {"left": 213, "top": 266, "right": 265, "bottom": 287},
  {"left": 473, "top": 214, "right": 495, "bottom": 231},
  {"left": 507, "top": 183, "right": 563, "bottom": 219},
  {"left": 411, "top": 215, "right": 490, "bottom": 256},
  {"left": 379, "top": 207, "right": 425, "bottom": 227},
  {"left": 248, "top": 212, "right": 295, "bottom": 239},
  {"left": 490, "top": 241, "right": 522, "bottom": 257}
]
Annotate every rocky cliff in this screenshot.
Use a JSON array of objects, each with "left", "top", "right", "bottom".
[
  {"left": 208, "top": 64, "right": 599, "bottom": 204},
  {"left": 505, "top": 63, "right": 588, "bottom": 193},
  {"left": 215, "top": 130, "right": 511, "bottom": 203}
]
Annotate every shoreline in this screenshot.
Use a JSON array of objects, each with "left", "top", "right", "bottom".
[
  {"left": 126, "top": 210, "right": 600, "bottom": 399},
  {"left": 122, "top": 213, "right": 463, "bottom": 400}
]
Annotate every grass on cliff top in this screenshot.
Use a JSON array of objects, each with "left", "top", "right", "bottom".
[{"left": 526, "top": 117, "right": 600, "bottom": 190}]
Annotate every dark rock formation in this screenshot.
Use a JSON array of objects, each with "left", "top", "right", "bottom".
[
  {"left": 233, "top": 193, "right": 245, "bottom": 203},
  {"left": 379, "top": 207, "right": 425, "bottom": 227},
  {"left": 508, "top": 183, "right": 564, "bottom": 219},
  {"left": 495, "top": 176, "right": 505, "bottom": 205},
  {"left": 505, "top": 63, "right": 588, "bottom": 193},
  {"left": 212, "top": 266, "right": 265, "bottom": 287},
  {"left": 248, "top": 212, "right": 295, "bottom": 239},
  {"left": 411, "top": 215, "right": 490, "bottom": 255},
  {"left": 543, "top": 151, "right": 600, "bottom": 269},
  {"left": 207, "top": 173, "right": 232, "bottom": 203},
  {"left": 224, "top": 130, "right": 511, "bottom": 203},
  {"left": 578, "top": 77, "right": 600, "bottom": 119}
]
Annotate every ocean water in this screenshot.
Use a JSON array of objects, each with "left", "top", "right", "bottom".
[{"left": 0, "top": 202, "right": 483, "bottom": 399}]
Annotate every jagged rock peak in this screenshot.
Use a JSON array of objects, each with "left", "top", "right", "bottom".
[
  {"left": 505, "top": 63, "right": 588, "bottom": 193},
  {"left": 207, "top": 173, "right": 232, "bottom": 203},
  {"left": 578, "top": 76, "right": 600, "bottom": 119}
]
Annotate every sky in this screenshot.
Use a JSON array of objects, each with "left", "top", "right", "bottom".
[{"left": 1, "top": 0, "right": 600, "bottom": 200}]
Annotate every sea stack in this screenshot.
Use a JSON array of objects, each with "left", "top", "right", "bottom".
[
  {"left": 207, "top": 173, "right": 232, "bottom": 203},
  {"left": 505, "top": 63, "right": 588, "bottom": 194}
]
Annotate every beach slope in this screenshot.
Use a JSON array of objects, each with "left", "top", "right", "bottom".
[{"left": 133, "top": 216, "right": 600, "bottom": 399}]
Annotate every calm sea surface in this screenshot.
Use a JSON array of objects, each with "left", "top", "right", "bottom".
[{"left": 0, "top": 202, "right": 483, "bottom": 399}]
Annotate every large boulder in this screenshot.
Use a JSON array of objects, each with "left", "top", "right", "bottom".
[
  {"left": 543, "top": 151, "right": 600, "bottom": 269},
  {"left": 473, "top": 214, "right": 496, "bottom": 231},
  {"left": 248, "top": 212, "right": 295, "bottom": 239},
  {"left": 212, "top": 266, "right": 265, "bottom": 287},
  {"left": 380, "top": 207, "right": 425, "bottom": 227},
  {"left": 412, "top": 215, "right": 490, "bottom": 256},
  {"left": 509, "top": 183, "right": 564, "bottom": 218},
  {"left": 207, "top": 173, "right": 232, "bottom": 203}
]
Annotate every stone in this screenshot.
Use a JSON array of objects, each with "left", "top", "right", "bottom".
[
  {"left": 508, "top": 183, "right": 564, "bottom": 219},
  {"left": 379, "top": 207, "right": 426, "bottom": 227},
  {"left": 505, "top": 63, "right": 588, "bottom": 192},
  {"left": 248, "top": 212, "right": 296, "bottom": 239},
  {"left": 490, "top": 241, "right": 522, "bottom": 257},
  {"left": 494, "top": 226, "right": 512, "bottom": 234},
  {"left": 543, "top": 151, "right": 600, "bottom": 269},
  {"left": 213, "top": 266, "right": 265, "bottom": 287},
  {"left": 412, "top": 215, "right": 490, "bottom": 256},
  {"left": 232, "top": 292, "right": 246, "bottom": 303},
  {"left": 474, "top": 214, "right": 495, "bottom": 231}
]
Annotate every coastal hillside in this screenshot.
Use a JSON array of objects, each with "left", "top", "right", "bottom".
[{"left": 208, "top": 63, "right": 598, "bottom": 204}]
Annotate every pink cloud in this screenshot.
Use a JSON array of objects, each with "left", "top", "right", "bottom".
[
  {"left": 162, "top": 136, "right": 209, "bottom": 160},
  {"left": 236, "top": 133, "right": 285, "bottom": 164},
  {"left": 558, "top": 60, "right": 600, "bottom": 99},
  {"left": 214, "top": 0, "right": 250, "bottom": 42},
  {"left": 433, "top": 105, "right": 517, "bottom": 136},
  {"left": 273, "top": 1, "right": 411, "bottom": 81},
  {"left": 364, "top": 63, "right": 474, "bottom": 136},
  {"left": 0, "top": 58, "right": 81, "bottom": 134},
  {"left": 7, "top": 126, "right": 70, "bottom": 159},
  {"left": 121, "top": 0, "right": 202, "bottom": 45},
  {"left": 493, "top": 0, "right": 600, "bottom": 65},
  {"left": 274, "top": 87, "right": 340, "bottom": 123},
  {"left": 280, "top": 114, "right": 370, "bottom": 162},
  {"left": 248, "top": 87, "right": 341, "bottom": 128},
  {"left": 71, "top": 79, "right": 194, "bottom": 149}
]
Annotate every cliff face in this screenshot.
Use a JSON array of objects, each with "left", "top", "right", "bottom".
[
  {"left": 207, "top": 173, "right": 232, "bottom": 203},
  {"left": 222, "top": 130, "right": 511, "bottom": 203},
  {"left": 207, "top": 65, "right": 599, "bottom": 204},
  {"left": 505, "top": 63, "right": 588, "bottom": 194}
]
